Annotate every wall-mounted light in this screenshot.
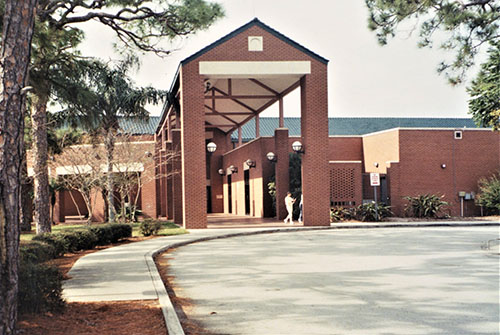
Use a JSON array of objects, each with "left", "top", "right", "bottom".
[
  {"left": 245, "top": 159, "right": 256, "bottom": 168},
  {"left": 229, "top": 165, "right": 238, "bottom": 173},
  {"left": 145, "top": 151, "right": 153, "bottom": 158},
  {"left": 218, "top": 168, "right": 225, "bottom": 176},
  {"left": 292, "top": 141, "right": 304, "bottom": 154},
  {"left": 374, "top": 162, "right": 379, "bottom": 168},
  {"left": 206, "top": 141, "right": 217, "bottom": 153},
  {"left": 441, "top": 163, "right": 446, "bottom": 169},
  {"left": 266, "top": 152, "right": 277, "bottom": 162}
]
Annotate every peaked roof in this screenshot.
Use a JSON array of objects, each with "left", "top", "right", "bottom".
[
  {"left": 231, "top": 117, "right": 480, "bottom": 141},
  {"left": 181, "top": 18, "right": 329, "bottom": 65}
]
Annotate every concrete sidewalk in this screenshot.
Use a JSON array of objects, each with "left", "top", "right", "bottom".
[{"left": 62, "top": 220, "right": 499, "bottom": 335}]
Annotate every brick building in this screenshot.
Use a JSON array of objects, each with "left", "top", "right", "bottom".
[{"left": 50, "top": 19, "right": 499, "bottom": 226}]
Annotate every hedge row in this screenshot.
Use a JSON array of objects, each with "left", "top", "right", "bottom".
[
  {"left": 32, "top": 223, "right": 132, "bottom": 257},
  {"left": 19, "top": 223, "right": 132, "bottom": 314}
]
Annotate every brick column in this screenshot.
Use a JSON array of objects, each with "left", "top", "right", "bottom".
[
  {"left": 274, "top": 128, "right": 289, "bottom": 220},
  {"left": 180, "top": 66, "right": 207, "bottom": 229},
  {"left": 171, "top": 129, "right": 183, "bottom": 226},
  {"left": 54, "top": 190, "right": 65, "bottom": 223},
  {"left": 166, "top": 141, "right": 173, "bottom": 219},
  {"left": 300, "top": 67, "right": 330, "bottom": 226}
]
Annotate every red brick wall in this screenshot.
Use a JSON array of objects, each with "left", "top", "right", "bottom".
[
  {"left": 329, "top": 162, "right": 363, "bottom": 207},
  {"left": 328, "top": 137, "right": 363, "bottom": 161},
  {"left": 392, "top": 129, "right": 499, "bottom": 216}
]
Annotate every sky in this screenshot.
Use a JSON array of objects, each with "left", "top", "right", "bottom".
[{"left": 78, "top": 0, "right": 477, "bottom": 119}]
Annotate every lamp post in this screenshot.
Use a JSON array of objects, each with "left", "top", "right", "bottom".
[
  {"left": 206, "top": 142, "right": 217, "bottom": 153},
  {"left": 245, "top": 159, "right": 256, "bottom": 168},
  {"left": 266, "top": 152, "right": 277, "bottom": 162},
  {"left": 291, "top": 141, "right": 304, "bottom": 154}
]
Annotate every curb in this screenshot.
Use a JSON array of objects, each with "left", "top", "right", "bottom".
[{"left": 146, "top": 222, "right": 499, "bottom": 335}]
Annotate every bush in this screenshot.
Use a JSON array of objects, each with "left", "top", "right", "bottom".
[
  {"left": 355, "top": 202, "right": 392, "bottom": 222},
  {"left": 476, "top": 172, "right": 500, "bottom": 215},
  {"left": 20, "top": 241, "right": 56, "bottom": 264},
  {"left": 330, "top": 207, "right": 355, "bottom": 222},
  {"left": 140, "top": 220, "right": 163, "bottom": 236},
  {"left": 33, "top": 233, "right": 69, "bottom": 257},
  {"left": 18, "top": 260, "right": 65, "bottom": 314},
  {"left": 404, "top": 194, "right": 449, "bottom": 218},
  {"left": 90, "top": 223, "right": 132, "bottom": 245}
]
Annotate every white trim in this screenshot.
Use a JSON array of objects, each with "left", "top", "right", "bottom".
[{"left": 199, "top": 61, "right": 311, "bottom": 78}]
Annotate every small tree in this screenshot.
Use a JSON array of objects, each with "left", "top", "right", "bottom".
[
  {"left": 110, "top": 132, "right": 178, "bottom": 222},
  {"left": 50, "top": 144, "right": 106, "bottom": 224},
  {"left": 476, "top": 171, "right": 500, "bottom": 215}
]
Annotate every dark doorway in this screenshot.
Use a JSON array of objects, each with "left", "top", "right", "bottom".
[
  {"left": 244, "top": 170, "right": 250, "bottom": 215},
  {"left": 380, "top": 176, "right": 388, "bottom": 205},
  {"left": 227, "top": 174, "right": 232, "bottom": 214},
  {"left": 206, "top": 185, "right": 212, "bottom": 213}
]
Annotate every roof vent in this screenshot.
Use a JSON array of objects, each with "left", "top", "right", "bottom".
[{"left": 248, "top": 36, "right": 263, "bottom": 51}]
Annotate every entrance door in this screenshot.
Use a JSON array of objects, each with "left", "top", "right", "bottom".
[
  {"left": 380, "top": 176, "right": 388, "bottom": 205},
  {"left": 206, "top": 186, "right": 212, "bottom": 213},
  {"left": 227, "top": 175, "right": 232, "bottom": 214},
  {"left": 244, "top": 170, "right": 250, "bottom": 215}
]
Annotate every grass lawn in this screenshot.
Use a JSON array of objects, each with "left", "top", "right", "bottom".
[{"left": 20, "top": 220, "right": 187, "bottom": 241}]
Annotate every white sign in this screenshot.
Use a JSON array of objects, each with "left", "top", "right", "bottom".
[{"left": 370, "top": 173, "right": 380, "bottom": 186}]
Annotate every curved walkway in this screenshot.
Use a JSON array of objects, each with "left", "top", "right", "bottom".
[{"left": 62, "top": 219, "right": 499, "bottom": 335}]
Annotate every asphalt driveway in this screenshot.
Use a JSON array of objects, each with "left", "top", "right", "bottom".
[{"left": 164, "top": 227, "right": 500, "bottom": 335}]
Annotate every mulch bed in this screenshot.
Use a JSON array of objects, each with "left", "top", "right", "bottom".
[{"left": 17, "top": 236, "right": 168, "bottom": 335}]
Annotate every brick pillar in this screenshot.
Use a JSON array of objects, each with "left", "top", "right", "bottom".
[
  {"left": 171, "top": 129, "right": 183, "bottom": 226},
  {"left": 159, "top": 149, "right": 167, "bottom": 217},
  {"left": 140, "top": 161, "right": 157, "bottom": 218},
  {"left": 301, "top": 68, "right": 330, "bottom": 226},
  {"left": 54, "top": 190, "right": 65, "bottom": 223},
  {"left": 166, "top": 141, "right": 173, "bottom": 220},
  {"left": 274, "top": 128, "right": 289, "bottom": 220},
  {"left": 180, "top": 66, "right": 207, "bottom": 229}
]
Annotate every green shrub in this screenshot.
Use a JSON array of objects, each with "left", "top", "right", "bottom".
[
  {"left": 476, "top": 172, "right": 500, "bottom": 215},
  {"left": 355, "top": 202, "right": 392, "bottom": 222},
  {"left": 330, "top": 207, "right": 355, "bottom": 222},
  {"left": 108, "top": 223, "right": 132, "bottom": 242},
  {"left": 20, "top": 241, "right": 56, "bottom": 264},
  {"left": 33, "top": 233, "right": 69, "bottom": 257},
  {"left": 18, "top": 260, "right": 65, "bottom": 314},
  {"left": 140, "top": 220, "right": 163, "bottom": 236},
  {"left": 404, "top": 194, "right": 449, "bottom": 218},
  {"left": 89, "top": 225, "right": 114, "bottom": 245}
]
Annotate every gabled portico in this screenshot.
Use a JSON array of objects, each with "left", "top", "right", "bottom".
[{"left": 156, "top": 18, "right": 330, "bottom": 229}]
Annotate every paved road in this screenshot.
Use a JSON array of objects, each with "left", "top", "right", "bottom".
[{"left": 164, "top": 227, "right": 500, "bottom": 335}]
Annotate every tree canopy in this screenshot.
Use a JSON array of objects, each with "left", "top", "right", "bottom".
[
  {"left": 365, "top": 0, "right": 500, "bottom": 84},
  {"left": 467, "top": 41, "right": 500, "bottom": 130}
]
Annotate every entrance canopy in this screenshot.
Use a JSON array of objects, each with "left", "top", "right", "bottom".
[{"left": 200, "top": 61, "right": 311, "bottom": 134}]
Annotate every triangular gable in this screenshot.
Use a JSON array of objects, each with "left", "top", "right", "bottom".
[{"left": 181, "top": 18, "right": 328, "bottom": 65}]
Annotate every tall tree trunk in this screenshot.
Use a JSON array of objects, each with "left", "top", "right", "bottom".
[
  {"left": 105, "top": 130, "right": 116, "bottom": 222},
  {"left": 31, "top": 96, "right": 51, "bottom": 234},
  {"left": 0, "top": 1, "right": 37, "bottom": 334},
  {"left": 20, "top": 146, "right": 32, "bottom": 232}
]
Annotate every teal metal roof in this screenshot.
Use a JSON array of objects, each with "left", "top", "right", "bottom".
[
  {"left": 182, "top": 18, "right": 328, "bottom": 65},
  {"left": 231, "top": 117, "right": 480, "bottom": 141},
  {"left": 119, "top": 116, "right": 160, "bottom": 135}
]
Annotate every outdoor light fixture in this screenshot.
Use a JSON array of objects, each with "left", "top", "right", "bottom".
[
  {"left": 374, "top": 162, "right": 379, "bottom": 168},
  {"left": 218, "top": 168, "right": 225, "bottom": 176},
  {"left": 245, "top": 159, "right": 256, "bottom": 168},
  {"left": 441, "top": 163, "right": 447, "bottom": 169},
  {"left": 266, "top": 152, "right": 277, "bottom": 162},
  {"left": 229, "top": 165, "right": 238, "bottom": 173},
  {"left": 292, "top": 141, "right": 304, "bottom": 153},
  {"left": 145, "top": 151, "right": 152, "bottom": 158},
  {"left": 206, "top": 142, "right": 217, "bottom": 153}
]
